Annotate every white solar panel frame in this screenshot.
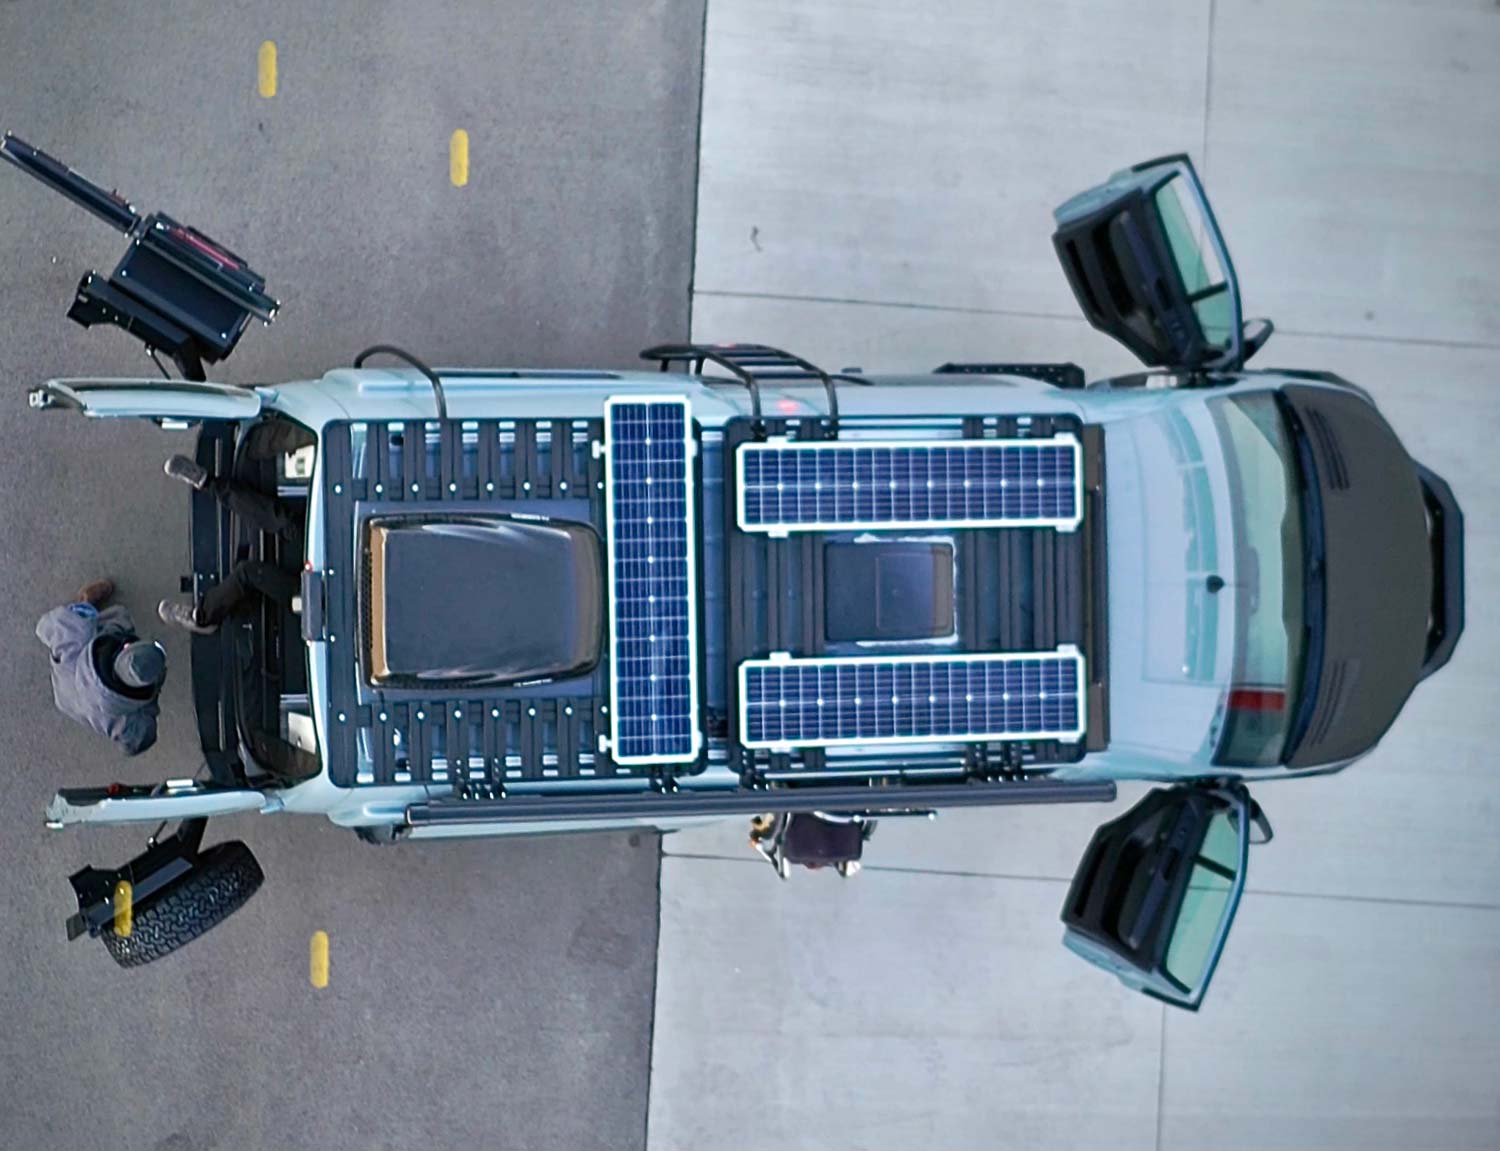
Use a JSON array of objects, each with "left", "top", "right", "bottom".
[
  {"left": 603, "top": 395, "right": 703, "bottom": 766},
  {"left": 737, "top": 646, "right": 1086, "bottom": 750},
  {"left": 735, "top": 432, "right": 1084, "bottom": 535}
]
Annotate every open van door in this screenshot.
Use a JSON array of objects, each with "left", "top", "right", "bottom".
[
  {"left": 1060, "top": 784, "right": 1271, "bottom": 1010},
  {"left": 29, "top": 378, "right": 261, "bottom": 423},
  {"left": 1053, "top": 155, "right": 1270, "bottom": 372}
]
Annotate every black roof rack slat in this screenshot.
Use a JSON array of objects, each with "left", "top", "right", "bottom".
[
  {"left": 441, "top": 704, "right": 460, "bottom": 785},
  {"left": 516, "top": 420, "right": 537, "bottom": 497},
  {"left": 404, "top": 420, "right": 425, "bottom": 499},
  {"left": 519, "top": 703, "right": 539, "bottom": 777},
  {"left": 371, "top": 705, "right": 393, "bottom": 785},
  {"left": 441, "top": 420, "right": 462, "bottom": 500},
  {"left": 371, "top": 421, "right": 392, "bottom": 500},
  {"left": 410, "top": 704, "right": 432, "bottom": 782},
  {"left": 422, "top": 420, "right": 443, "bottom": 501},
  {"left": 475, "top": 418, "right": 496, "bottom": 497},
  {"left": 555, "top": 700, "right": 575, "bottom": 779},
  {"left": 548, "top": 420, "right": 568, "bottom": 495},
  {"left": 565, "top": 419, "right": 587, "bottom": 490},
  {"left": 531, "top": 422, "right": 551, "bottom": 498}
]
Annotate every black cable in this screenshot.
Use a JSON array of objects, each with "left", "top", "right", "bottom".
[{"left": 353, "top": 343, "right": 448, "bottom": 422}]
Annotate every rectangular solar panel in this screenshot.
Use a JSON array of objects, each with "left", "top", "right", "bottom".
[
  {"left": 736, "top": 434, "right": 1083, "bottom": 535},
  {"left": 604, "top": 396, "right": 702, "bottom": 765},
  {"left": 738, "top": 648, "right": 1086, "bottom": 749}
]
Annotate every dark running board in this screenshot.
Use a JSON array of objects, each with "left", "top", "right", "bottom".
[{"left": 407, "top": 777, "right": 1117, "bottom": 827}]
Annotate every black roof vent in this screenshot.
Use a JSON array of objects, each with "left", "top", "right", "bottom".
[{"left": 1305, "top": 408, "right": 1351, "bottom": 491}]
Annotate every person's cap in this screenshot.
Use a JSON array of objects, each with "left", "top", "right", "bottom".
[{"left": 114, "top": 641, "right": 167, "bottom": 689}]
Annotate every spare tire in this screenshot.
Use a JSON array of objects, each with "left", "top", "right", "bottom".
[{"left": 100, "top": 840, "right": 264, "bottom": 968}]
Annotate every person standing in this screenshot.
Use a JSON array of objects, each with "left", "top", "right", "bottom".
[{"left": 36, "top": 579, "right": 166, "bottom": 756}]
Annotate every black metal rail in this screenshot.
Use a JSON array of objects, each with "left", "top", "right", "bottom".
[{"left": 407, "top": 777, "right": 1117, "bottom": 826}]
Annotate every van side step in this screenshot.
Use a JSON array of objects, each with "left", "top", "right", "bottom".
[{"left": 406, "top": 777, "right": 1116, "bottom": 826}]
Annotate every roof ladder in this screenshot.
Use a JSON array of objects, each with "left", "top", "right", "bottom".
[{"left": 640, "top": 342, "right": 858, "bottom": 437}]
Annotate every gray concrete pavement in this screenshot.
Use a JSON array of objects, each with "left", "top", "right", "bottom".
[
  {"left": 0, "top": 3, "right": 704, "bottom": 1149},
  {"left": 657, "top": 2, "right": 1500, "bottom": 1148}
]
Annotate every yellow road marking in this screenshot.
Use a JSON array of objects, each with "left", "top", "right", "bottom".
[
  {"left": 309, "top": 930, "right": 330, "bottom": 988},
  {"left": 449, "top": 129, "right": 469, "bottom": 187},
  {"left": 258, "top": 41, "right": 278, "bottom": 99},
  {"left": 112, "top": 880, "right": 133, "bottom": 937}
]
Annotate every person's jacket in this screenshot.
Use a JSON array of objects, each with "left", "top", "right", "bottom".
[{"left": 35, "top": 604, "right": 160, "bottom": 756}]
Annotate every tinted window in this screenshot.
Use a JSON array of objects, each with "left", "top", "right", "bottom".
[
  {"left": 1164, "top": 811, "right": 1239, "bottom": 990},
  {"left": 1154, "top": 175, "right": 1234, "bottom": 349}
]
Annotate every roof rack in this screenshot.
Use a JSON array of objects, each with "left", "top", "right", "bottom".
[{"left": 641, "top": 342, "right": 859, "bottom": 436}]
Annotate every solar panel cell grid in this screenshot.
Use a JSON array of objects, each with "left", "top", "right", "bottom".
[
  {"left": 737, "top": 435, "right": 1082, "bottom": 533},
  {"left": 605, "top": 397, "right": 700, "bottom": 765},
  {"left": 739, "top": 650, "right": 1085, "bottom": 748}
]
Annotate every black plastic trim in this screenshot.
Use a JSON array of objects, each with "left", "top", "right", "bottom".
[
  {"left": 1416, "top": 464, "right": 1464, "bottom": 679},
  {"left": 934, "top": 362, "right": 1086, "bottom": 389}
]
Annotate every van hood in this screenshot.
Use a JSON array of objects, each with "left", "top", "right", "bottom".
[{"left": 1281, "top": 386, "right": 1432, "bottom": 767}]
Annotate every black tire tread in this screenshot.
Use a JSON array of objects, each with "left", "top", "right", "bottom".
[
  {"left": 354, "top": 825, "right": 401, "bottom": 845},
  {"left": 100, "top": 840, "right": 264, "bottom": 968}
]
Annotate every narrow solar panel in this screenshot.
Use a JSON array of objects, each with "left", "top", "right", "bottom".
[
  {"left": 604, "top": 396, "right": 701, "bottom": 765},
  {"left": 736, "top": 434, "right": 1083, "bottom": 534},
  {"left": 738, "top": 648, "right": 1086, "bottom": 749}
]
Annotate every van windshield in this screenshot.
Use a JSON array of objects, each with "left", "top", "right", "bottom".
[{"left": 1209, "top": 392, "right": 1309, "bottom": 766}]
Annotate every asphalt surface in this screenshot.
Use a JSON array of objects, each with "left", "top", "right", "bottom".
[{"left": 0, "top": 4, "right": 704, "bottom": 1149}]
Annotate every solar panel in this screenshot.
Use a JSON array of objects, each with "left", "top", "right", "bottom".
[
  {"left": 736, "top": 434, "right": 1083, "bottom": 535},
  {"left": 604, "top": 396, "right": 702, "bottom": 766},
  {"left": 738, "top": 648, "right": 1086, "bottom": 749}
]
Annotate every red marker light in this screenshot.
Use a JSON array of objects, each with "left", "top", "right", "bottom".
[
  {"left": 171, "top": 226, "right": 241, "bottom": 269},
  {"left": 1227, "top": 688, "right": 1285, "bottom": 712}
]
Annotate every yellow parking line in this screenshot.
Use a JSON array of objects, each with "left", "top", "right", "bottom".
[
  {"left": 258, "top": 41, "right": 278, "bottom": 99},
  {"left": 112, "top": 880, "right": 133, "bottom": 937},
  {"left": 450, "top": 129, "right": 469, "bottom": 187},
  {"left": 309, "top": 930, "right": 330, "bottom": 988}
]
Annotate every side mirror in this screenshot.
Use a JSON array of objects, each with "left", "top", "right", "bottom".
[
  {"left": 1241, "top": 318, "right": 1276, "bottom": 364},
  {"left": 1061, "top": 784, "right": 1265, "bottom": 1010}
]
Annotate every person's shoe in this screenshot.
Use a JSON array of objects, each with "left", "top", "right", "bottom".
[
  {"left": 163, "top": 454, "right": 210, "bottom": 490},
  {"left": 157, "top": 598, "right": 217, "bottom": 635},
  {"left": 76, "top": 578, "right": 114, "bottom": 607}
]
